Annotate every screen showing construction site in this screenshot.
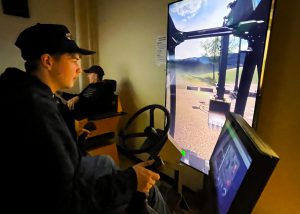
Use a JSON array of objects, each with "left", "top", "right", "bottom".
[{"left": 165, "top": 0, "right": 274, "bottom": 174}]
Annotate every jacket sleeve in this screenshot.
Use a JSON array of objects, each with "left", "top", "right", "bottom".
[
  {"left": 15, "top": 88, "right": 136, "bottom": 213},
  {"left": 36, "top": 100, "right": 137, "bottom": 213},
  {"left": 74, "top": 156, "right": 137, "bottom": 213},
  {"left": 60, "top": 91, "right": 78, "bottom": 100},
  {"left": 40, "top": 97, "right": 137, "bottom": 213}
]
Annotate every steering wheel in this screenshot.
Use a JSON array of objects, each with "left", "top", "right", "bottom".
[{"left": 119, "top": 104, "right": 170, "bottom": 156}]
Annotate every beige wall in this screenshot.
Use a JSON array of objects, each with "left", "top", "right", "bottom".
[
  {"left": 0, "top": 0, "right": 75, "bottom": 70},
  {"left": 0, "top": 0, "right": 93, "bottom": 93},
  {"left": 254, "top": 0, "right": 300, "bottom": 213},
  {"left": 97, "top": 0, "right": 175, "bottom": 125}
]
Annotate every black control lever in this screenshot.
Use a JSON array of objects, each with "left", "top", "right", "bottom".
[{"left": 147, "top": 155, "right": 165, "bottom": 172}]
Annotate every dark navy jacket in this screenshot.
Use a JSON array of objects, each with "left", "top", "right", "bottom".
[
  {"left": 0, "top": 68, "right": 136, "bottom": 213},
  {"left": 62, "top": 81, "right": 116, "bottom": 119}
]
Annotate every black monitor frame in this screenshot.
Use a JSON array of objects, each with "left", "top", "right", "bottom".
[{"left": 207, "top": 112, "right": 279, "bottom": 214}]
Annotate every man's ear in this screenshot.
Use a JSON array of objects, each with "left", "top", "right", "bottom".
[{"left": 40, "top": 54, "right": 53, "bottom": 70}]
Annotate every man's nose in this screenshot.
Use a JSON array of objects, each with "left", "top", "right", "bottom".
[{"left": 77, "top": 67, "right": 82, "bottom": 74}]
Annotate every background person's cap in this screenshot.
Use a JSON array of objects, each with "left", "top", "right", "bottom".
[
  {"left": 84, "top": 65, "right": 105, "bottom": 77},
  {"left": 15, "top": 23, "right": 95, "bottom": 60}
]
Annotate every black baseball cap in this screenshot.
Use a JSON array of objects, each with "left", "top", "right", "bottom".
[
  {"left": 84, "top": 65, "right": 105, "bottom": 77},
  {"left": 15, "top": 23, "right": 95, "bottom": 60}
]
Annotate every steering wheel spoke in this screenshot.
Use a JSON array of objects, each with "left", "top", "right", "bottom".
[
  {"left": 125, "top": 132, "right": 147, "bottom": 139},
  {"left": 150, "top": 108, "right": 155, "bottom": 127},
  {"left": 119, "top": 104, "right": 170, "bottom": 155}
]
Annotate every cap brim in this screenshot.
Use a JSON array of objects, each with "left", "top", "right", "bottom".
[
  {"left": 83, "top": 69, "right": 93, "bottom": 73},
  {"left": 77, "top": 48, "right": 95, "bottom": 55}
]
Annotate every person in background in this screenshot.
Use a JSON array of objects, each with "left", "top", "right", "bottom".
[
  {"left": 0, "top": 23, "right": 170, "bottom": 214},
  {"left": 62, "top": 65, "right": 116, "bottom": 119}
]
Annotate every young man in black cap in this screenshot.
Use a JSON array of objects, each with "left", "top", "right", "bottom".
[
  {"left": 0, "top": 24, "right": 170, "bottom": 214},
  {"left": 62, "top": 65, "right": 116, "bottom": 119}
]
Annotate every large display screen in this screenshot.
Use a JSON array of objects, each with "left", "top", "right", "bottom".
[{"left": 165, "top": 0, "right": 274, "bottom": 174}]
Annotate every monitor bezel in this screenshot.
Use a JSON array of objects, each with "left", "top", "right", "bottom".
[{"left": 208, "top": 112, "right": 279, "bottom": 214}]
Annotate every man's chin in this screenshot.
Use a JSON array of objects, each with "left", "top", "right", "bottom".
[{"left": 62, "top": 84, "right": 74, "bottom": 90}]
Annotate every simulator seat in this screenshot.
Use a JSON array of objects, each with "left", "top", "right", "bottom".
[{"left": 75, "top": 94, "right": 126, "bottom": 165}]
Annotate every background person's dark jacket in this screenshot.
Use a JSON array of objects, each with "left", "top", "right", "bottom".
[
  {"left": 0, "top": 68, "right": 136, "bottom": 214},
  {"left": 62, "top": 81, "right": 116, "bottom": 119}
]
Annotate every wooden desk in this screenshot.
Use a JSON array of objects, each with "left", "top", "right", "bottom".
[{"left": 75, "top": 96, "right": 125, "bottom": 166}]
